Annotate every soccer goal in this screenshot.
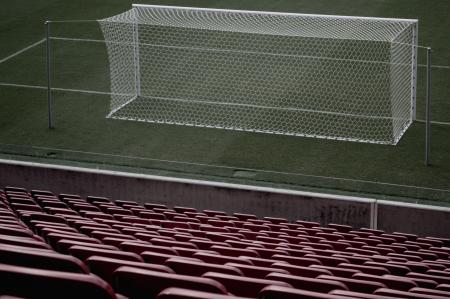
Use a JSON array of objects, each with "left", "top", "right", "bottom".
[{"left": 98, "top": 5, "right": 418, "bottom": 145}]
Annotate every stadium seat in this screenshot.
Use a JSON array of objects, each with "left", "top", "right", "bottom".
[
  {"left": 265, "top": 272, "right": 348, "bottom": 292},
  {"left": 165, "top": 257, "right": 244, "bottom": 276},
  {"left": 156, "top": 287, "right": 250, "bottom": 299},
  {"left": 202, "top": 272, "right": 292, "bottom": 297},
  {"left": 0, "top": 263, "right": 117, "bottom": 299},
  {"left": 0, "top": 244, "right": 88, "bottom": 273},
  {"left": 68, "top": 245, "right": 143, "bottom": 262},
  {"left": 258, "top": 285, "right": 349, "bottom": 299},
  {"left": 86, "top": 256, "right": 173, "bottom": 284},
  {"left": 114, "top": 266, "right": 228, "bottom": 299}
]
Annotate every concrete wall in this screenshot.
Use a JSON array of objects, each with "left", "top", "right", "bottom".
[{"left": 0, "top": 160, "right": 449, "bottom": 237}]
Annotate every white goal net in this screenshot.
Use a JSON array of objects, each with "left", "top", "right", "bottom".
[{"left": 98, "top": 5, "right": 418, "bottom": 145}]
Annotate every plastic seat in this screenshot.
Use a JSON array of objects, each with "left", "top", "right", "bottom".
[
  {"left": 0, "top": 226, "right": 34, "bottom": 238},
  {"left": 0, "top": 244, "right": 88, "bottom": 273},
  {"left": 56, "top": 239, "right": 119, "bottom": 253},
  {"left": 259, "top": 285, "right": 349, "bottom": 299},
  {"left": 266, "top": 272, "right": 348, "bottom": 293},
  {"left": 0, "top": 263, "right": 117, "bottom": 299},
  {"left": 352, "top": 273, "right": 418, "bottom": 291},
  {"left": 317, "top": 274, "right": 386, "bottom": 293},
  {"left": 329, "top": 290, "right": 404, "bottom": 299},
  {"left": 193, "top": 252, "right": 253, "bottom": 265},
  {"left": 156, "top": 287, "right": 251, "bottom": 299},
  {"left": 407, "top": 272, "right": 450, "bottom": 285},
  {"left": 271, "top": 254, "right": 322, "bottom": 267},
  {"left": 374, "top": 288, "right": 449, "bottom": 299},
  {"left": 166, "top": 257, "right": 243, "bottom": 276},
  {"left": 339, "top": 263, "right": 390, "bottom": 275},
  {"left": 202, "top": 272, "right": 291, "bottom": 298},
  {"left": 68, "top": 245, "right": 143, "bottom": 262},
  {"left": 46, "top": 232, "right": 101, "bottom": 248},
  {"left": 86, "top": 256, "right": 173, "bottom": 284},
  {"left": 0, "top": 235, "right": 51, "bottom": 249},
  {"left": 409, "top": 287, "right": 450, "bottom": 297},
  {"left": 210, "top": 245, "right": 260, "bottom": 257},
  {"left": 114, "top": 266, "right": 227, "bottom": 299},
  {"left": 119, "top": 241, "right": 177, "bottom": 255},
  {"left": 224, "top": 262, "right": 289, "bottom": 279},
  {"left": 310, "top": 265, "right": 361, "bottom": 278}
]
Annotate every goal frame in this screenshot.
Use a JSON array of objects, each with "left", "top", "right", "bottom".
[{"left": 101, "top": 4, "right": 418, "bottom": 145}]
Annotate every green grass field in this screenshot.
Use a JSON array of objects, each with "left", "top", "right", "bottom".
[{"left": 0, "top": 0, "right": 450, "bottom": 205}]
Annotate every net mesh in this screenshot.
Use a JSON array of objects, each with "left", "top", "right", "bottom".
[{"left": 98, "top": 5, "right": 418, "bottom": 144}]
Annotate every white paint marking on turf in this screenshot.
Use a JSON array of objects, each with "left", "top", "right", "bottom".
[
  {"left": 0, "top": 39, "right": 46, "bottom": 65},
  {"left": 2, "top": 81, "right": 450, "bottom": 126},
  {"left": 0, "top": 82, "right": 132, "bottom": 97}
]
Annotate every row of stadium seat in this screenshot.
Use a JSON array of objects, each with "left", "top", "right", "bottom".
[{"left": 0, "top": 186, "right": 449, "bottom": 298}]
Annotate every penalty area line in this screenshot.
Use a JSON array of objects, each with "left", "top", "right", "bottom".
[{"left": 0, "top": 39, "right": 46, "bottom": 65}]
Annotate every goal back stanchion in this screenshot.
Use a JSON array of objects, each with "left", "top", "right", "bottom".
[{"left": 98, "top": 5, "right": 419, "bottom": 145}]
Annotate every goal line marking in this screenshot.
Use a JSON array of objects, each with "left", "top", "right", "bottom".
[{"left": 0, "top": 39, "right": 45, "bottom": 65}]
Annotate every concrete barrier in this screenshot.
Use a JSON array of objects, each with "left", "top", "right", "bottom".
[{"left": 0, "top": 159, "right": 448, "bottom": 237}]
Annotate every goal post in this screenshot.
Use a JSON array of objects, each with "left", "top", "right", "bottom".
[{"left": 98, "top": 4, "right": 418, "bottom": 145}]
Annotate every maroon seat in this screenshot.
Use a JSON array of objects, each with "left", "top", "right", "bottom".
[
  {"left": 329, "top": 290, "right": 404, "bottom": 299},
  {"left": 210, "top": 245, "right": 260, "bottom": 258},
  {"left": 68, "top": 245, "right": 143, "bottom": 262},
  {"left": 266, "top": 272, "right": 348, "bottom": 293},
  {"left": 0, "top": 244, "right": 88, "bottom": 273},
  {"left": 339, "top": 263, "right": 390, "bottom": 275},
  {"left": 114, "top": 266, "right": 227, "bottom": 299},
  {"left": 352, "top": 273, "right": 418, "bottom": 291},
  {"left": 86, "top": 256, "right": 173, "bottom": 284},
  {"left": 271, "top": 254, "right": 322, "bottom": 267},
  {"left": 0, "top": 235, "right": 51, "bottom": 249},
  {"left": 317, "top": 274, "right": 386, "bottom": 293},
  {"left": 224, "top": 262, "right": 289, "bottom": 279},
  {"left": 0, "top": 226, "right": 34, "bottom": 238},
  {"left": 166, "top": 257, "right": 243, "bottom": 276},
  {"left": 374, "top": 288, "right": 449, "bottom": 299},
  {"left": 258, "top": 285, "right": 349, "bottom": 299},
  {"left": 193, "top": 252, "right": 253, "bottom": 265},
  {"left": 0, "top": 263, "right": 116, "bottom": 299},
  {"left": 437, "top": 284, "right": 450, "bottom": 291},
  {"left": 56, "top": 239, "right": 118, "bottom": 253},
  {"left": 202, "top": 272, "right": 291, "bottom": 298},
  {"left": 409, "top": 287, "right": 450, "bottom": 297},
  {"left": 120, "top": 241, "right": 178, "bottom": 255},
  {"left": 407, "top": 272, "right": 450, "bottom": 285},
  {"left": 45, "top": 232, "right": 101, "bottom": 248},
  {"left": 310, "top": 265, "right": 361, "bottom": 278},
  {"left": 156, "top": 287, "right": 250, "bottom": 299}
]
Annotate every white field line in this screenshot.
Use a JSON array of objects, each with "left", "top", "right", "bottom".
[
  {"left": 1, "top": 81, "right": 450, "bottom": 126},
  {"left": 0, "top": 39, "right": 46, "bottom": 65}
]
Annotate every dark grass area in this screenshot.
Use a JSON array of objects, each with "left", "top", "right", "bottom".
[{"left": 0, "top": 0, "right": 449, "bottom": 203}]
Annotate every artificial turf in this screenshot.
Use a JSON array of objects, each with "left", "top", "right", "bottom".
[{"left": 0, "top": 0, "right": 449, "bottom": 204}]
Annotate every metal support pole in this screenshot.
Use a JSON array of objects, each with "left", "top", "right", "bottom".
[
  {"left": 45, "top": 21, "right": 53, "bottom": 129},
  {"left": 425, "top": 47, "right": 432, "bottom": 166}
]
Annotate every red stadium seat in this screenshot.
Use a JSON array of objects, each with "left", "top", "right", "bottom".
[
  {"left": 202, "top": 272, "right": 292, "bottom": 297},
  {"left": 0, "top": 263, "right": 117, "bottom": 299},
  {"left": 258, "top": 285, "right": 349, "bottom": 299},
  {"left": 156, "top": 287, "right": 250, "bottom": 299},
  {"left": 86, "top": 256, "right": 173, "bottom": 284},
  {"left": 265, "top": 272, "right": 348, "bottom": 292},
  {"left": 0, "top": 244, "right": 88, "bottom": 273},
  {"left": 68, "top": 245, "right": 143, "bottom": 262},
  {"left": 166, "top": 257, "right": 244, "bottom": 276},
  {"left": 114, "top": 266, "right": 227, "bottom": 299}
]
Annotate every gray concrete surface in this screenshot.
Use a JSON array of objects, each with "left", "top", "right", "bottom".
[{"left": 0, "top": 160, "right": 448, "bottom": 237}]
